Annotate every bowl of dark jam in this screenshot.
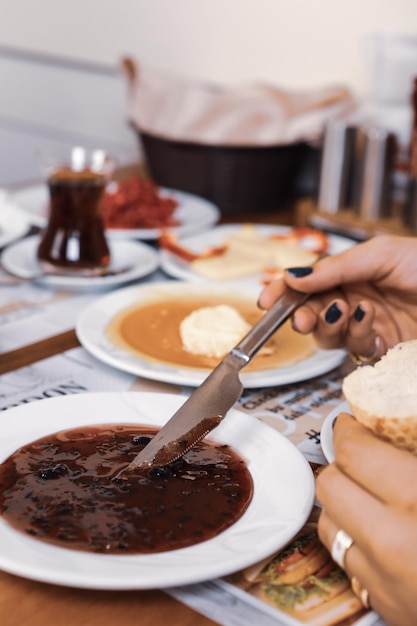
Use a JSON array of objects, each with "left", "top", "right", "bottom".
[{"left": 0, "top": 391, "right": 315, "bottom": 589}]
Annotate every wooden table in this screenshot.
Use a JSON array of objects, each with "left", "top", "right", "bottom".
[{"left": 1, "top": 574, "right": 216, "bottom": 626}]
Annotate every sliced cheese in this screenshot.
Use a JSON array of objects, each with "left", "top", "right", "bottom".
[{"left": 190, "top": 225, "right": 317, "bottom": 280}]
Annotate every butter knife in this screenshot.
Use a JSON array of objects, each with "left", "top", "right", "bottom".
[{"left": 125, "top": 285, "right": 310, "bottom": 473}]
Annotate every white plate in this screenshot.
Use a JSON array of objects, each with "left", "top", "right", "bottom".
[
  {"left": 320, "top": 400, "right": 351, "bottom": 463},
  {"left": 10, "top": 184, "right": 220, "bottom": 240},
  {"left": 0, "top": 235, "right": 159, "bottom": 290},
  {"left": 160, "top": 223, "right": 356, "bottom": 284},
  {"left": 76, "top": 281, "right": 347, "bottom": 388},
  {"left": 0, "top": 391, "right": 315, "bottom": 589},
  {"left": 0, "top": 195, "right": 30, "bottom": 248}
]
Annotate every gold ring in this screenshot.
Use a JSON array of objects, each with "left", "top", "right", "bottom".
[
  {"left": 349, "top": 335, "right": 383, "bottom": 367},
  {"left": 351, "top": 575, "right": 372, "bottom": 609},
  {"left": 330, "top": 529, "right": 354, "bottom": 570}
]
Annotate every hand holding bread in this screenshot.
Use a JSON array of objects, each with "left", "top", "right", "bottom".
[
  {"left": 343, "top": 340, "right": 417, "bottom": 455},
  {"left": 316, "top": 340, "right": 417, "bottom": 625}
]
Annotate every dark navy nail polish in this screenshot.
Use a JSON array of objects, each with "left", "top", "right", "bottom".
[
  {"left": 354, "top": 305, "right": 365, "bottom": 322},
  {"left": 286, "top": 266, "right": 313, "bottom": 278},
  {"left": 325, "top": 302, "right": 342, "bottom": 324}
]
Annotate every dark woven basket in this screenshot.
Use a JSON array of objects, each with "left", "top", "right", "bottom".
[{"left": 136, "top": 129, "right": 314, "bottom": 214}]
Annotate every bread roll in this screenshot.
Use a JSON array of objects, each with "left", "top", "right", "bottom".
[{"left": 342, "top": 340, "right": 417, "bottom": 455}]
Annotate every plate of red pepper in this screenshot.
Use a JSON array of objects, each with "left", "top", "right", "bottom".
[{"left": 11, "top": 175, "right": 220, "bottom": 240}]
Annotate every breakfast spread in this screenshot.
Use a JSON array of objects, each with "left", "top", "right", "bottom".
[
  {"left": 159, "top": 225, "right": 328, "bottom": 282},
  {"left": 0, "top": 423, "right": 253, "bottom": 554},
  {"left": 343, "top": 339, "right": 417, "bottom": 455}
]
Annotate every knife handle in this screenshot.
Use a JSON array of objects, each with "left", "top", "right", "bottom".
[
  {"left": 233, "top": 252, "right": 329, "bottom": 365},
  {"left": 233, "top": 286, "right": 310, "bottom": 366}
]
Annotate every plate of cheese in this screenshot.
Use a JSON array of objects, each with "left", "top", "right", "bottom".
[{"left": 159, "top": 223, "right": 355, "bottom": 285}]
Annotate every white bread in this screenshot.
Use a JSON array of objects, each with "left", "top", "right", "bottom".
[{"left": 342, "top": 340, "right": 417, "bottom": 455}]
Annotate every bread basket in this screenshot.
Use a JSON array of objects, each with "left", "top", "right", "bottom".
[
  {"left": 122, "top": 58, "right": 322, "bottom": 214},
  {"left": 134, "top": 129, "right": 313, "bottom": 214}
]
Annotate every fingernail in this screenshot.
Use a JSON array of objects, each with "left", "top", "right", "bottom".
[
  {"left": 286, "top": 266, "right": 313, "bottom": 278},
  {"left": 354, "top": 305, "right": 365, "bottom": 322},
  {"left": 325, "top": 303, "right": 342, "bottom": 324}
]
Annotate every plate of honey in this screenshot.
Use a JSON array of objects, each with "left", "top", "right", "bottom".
[{"left": 75, "top": 281, "right": 347, "bottom": 387}]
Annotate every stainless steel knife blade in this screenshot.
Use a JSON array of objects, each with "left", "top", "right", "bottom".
[{"left": 124, "top": 285, "right": 310, "bottom": 473}]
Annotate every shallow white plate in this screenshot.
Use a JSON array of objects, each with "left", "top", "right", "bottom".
[
  {"left": 76, "top": 281, "right": 347, "bottom": 388},
  {"left": 160, "top": 223, "right": 356, "bottom": 284},
  {"left": 0, "top": 235, "right": 159, "bottom": 290},
  {"left": 0, "top": 195, "right": 30, "bottom": 248},
  {"left": 320, "top": 400, "right": 351, "bottom": 463},
  {"left": 0, "top": 391, "right": 315, "bottom": 589},
  {"left": 10, "top": 184, "right": 220, "bottom": 240}
]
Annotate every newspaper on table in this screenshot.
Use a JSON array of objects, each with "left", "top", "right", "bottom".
[
  {"left": 0, "top": 346, "right": 385, "bottom": 626},
  {"left": 0, "top": 266, "right": 167, "bottom": 353}
]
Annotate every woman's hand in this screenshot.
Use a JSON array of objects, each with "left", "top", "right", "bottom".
[
  {"left": 258, "top": 235, "right": 417, "bottom": 359},
  {"left": 316, "top": 414, "right": 417, "bottom": 626}
]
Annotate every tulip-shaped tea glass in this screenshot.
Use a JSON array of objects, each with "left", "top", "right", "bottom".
[{"left": 37, "top": 146, "right": 115, "bottom": 276}]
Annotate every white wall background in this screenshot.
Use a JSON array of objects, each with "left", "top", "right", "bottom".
[
  {"left": 1, "top": 0, "right": 417, "bottom": 96},
  {"left": 1, "top": 0, "right": 416, "bottom": 186}
]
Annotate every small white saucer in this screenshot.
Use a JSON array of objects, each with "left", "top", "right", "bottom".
[{"left": 1, "top": 235, "right": 159, "bottom": 290}]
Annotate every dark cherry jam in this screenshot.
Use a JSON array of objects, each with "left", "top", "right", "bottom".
[
  {"left": 37, "top": 167, "right": 110, "bottom": 274},
  {"left": 0, "top": 424, "right": 253, "bottom": 554}
]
